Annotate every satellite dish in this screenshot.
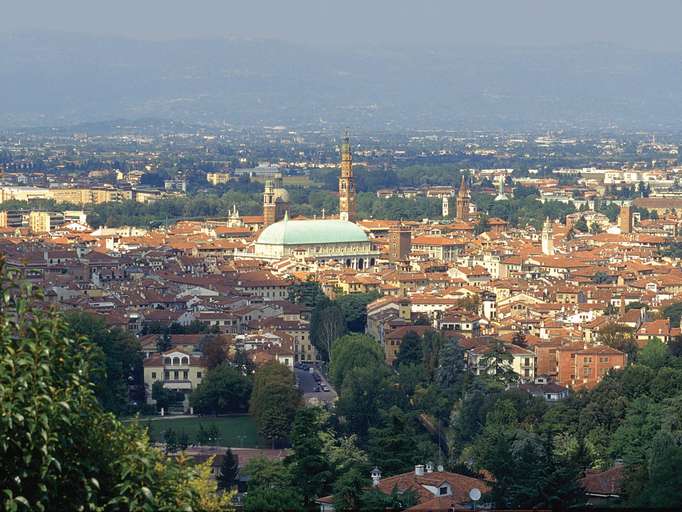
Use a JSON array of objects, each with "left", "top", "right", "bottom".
[{"left": 469, "top": 487, "right": 481, "bottom": 501}]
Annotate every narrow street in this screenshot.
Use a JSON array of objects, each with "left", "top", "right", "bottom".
[{"left": 295, "top": 366, "right": 337, "bottom": 404}]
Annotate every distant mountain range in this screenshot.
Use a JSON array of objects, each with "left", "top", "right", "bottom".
[{"left": 2, "top": 32, "right": 682, "bottom": 131}]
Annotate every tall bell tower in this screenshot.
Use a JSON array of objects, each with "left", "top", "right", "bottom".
[
  {"left": 263, "top": 179, "right": 276, "bottom": 227},
  {"left": 456, "top": 175, "right": 470, "bottom": 221},
  {"left": 542, "top": 217, "right": 555, "bottom": 255},
  {"left": 339, "top": 131, "right": 356, "bottom": 222}
]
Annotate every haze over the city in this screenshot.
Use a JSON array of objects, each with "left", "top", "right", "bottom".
[{"left": 3, "top": 0, "right": 682, "bottom": 130}]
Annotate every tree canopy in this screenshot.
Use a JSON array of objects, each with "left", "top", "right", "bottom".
[
  {"left": 0, "top": 272, "right": 232, "bottom": 511},
  {"left": 190, "top": 363, "right": 252, "bottom": 415},
  {"left": 329, "top": 334, "right": 385, "bottom": 389},
  {"left": 249, "top": 362, "right": 301, "bottom": 445},
  {"left": 63, "top": 311, "right": 143, "bottom": 415}
]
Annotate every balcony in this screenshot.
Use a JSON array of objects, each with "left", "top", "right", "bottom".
[{"left": 163, "top": 380, "right": 193, "bottom": 390}]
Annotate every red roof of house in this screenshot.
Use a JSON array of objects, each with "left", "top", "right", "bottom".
[
  {"left": 579, "top": 465, "right": 624, "bottom": 497},
  {"left": 376, "top": 470, "right": 490, "bottom": 507}
]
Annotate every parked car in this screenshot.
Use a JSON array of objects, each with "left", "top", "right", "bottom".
[{"left": 322, "top": 385, "right": 330, "bottom": 392}]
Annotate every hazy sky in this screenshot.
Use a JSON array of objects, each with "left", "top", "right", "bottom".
[{"left": 4, "top": 0, "right": 682, "bottom": 51}]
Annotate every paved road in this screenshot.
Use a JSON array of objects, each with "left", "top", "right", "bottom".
[{"left": 295, "top": 368, "right": 337, "bottom": 404}]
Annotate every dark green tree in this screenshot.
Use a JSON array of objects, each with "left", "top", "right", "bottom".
[
  {"left": 633, "top": 431, "right": 682, "bottom": 507},
  {"left": 638, "top": 338, "right": 669, "bottom": 369},
  {"left": 249, "top": 363, "right": 301, "bottom": 446},
  {"left": 592, "top": 271, "right": 611, "bottom": 284},
  {"left": 668, "top": 335, "right": 682, "bottom": 357},
  {"left": 421, "top": 331, "right": 447, "bottom": 382},
  {"left": 590, "top": 222, "right": 604, "bottom": 234},
  {"left": 288, "top": 280, "right": 330, "bottom": 309},
  {"left": 195, "top": 423, "right": 210, "bottom": 446},
  {"left": 287, "top": 408, "right": 334, "bottom": 507},
  {"left": 63, "top": 311, "right": 143, "bottom": 414},
  {"left": 329, "top": 334, "right": 385, "bottom": 388},
  {"left": 157, "top": 331, "right": 172, "bottom": 352},
  {"left": 395, "top": 330, "right": 423, "bottom": 368},
  {"left": 217, "top": 448, "right": 239, "bottom": 491},
  {"left": 366, "top": 407, "right": 431, "bottom": 476},
  {"left": 178, "top": 430, "right": 190, "bottom": 451},
  {"left": 336, "top": 292, "right": 380, "bottom": 332},
  {"left": 243, "top": 457, "right": 303, "bottom": 512},
  {"left": 164, "top": 428, "right": 179, "bottom": 454},
  {"left": 663, "top": 302, "right": 682, "bottom": 328},
  {"left": 190, "top": 363, "right": 252, "bottom": 414},
  {"left": 332, "top": 467, "right": 366, "bottom": 512},
  {"left": 435, "top": 338, "right": 466, "bottom": 390},
  {"left": 474, "top": 215, "right": 490, "bottom": 235},
  {"left": 574, "top": 216, "right": 588, "bottom": 232},
  {"left": 336, "top": 365, "right": 392, "bottom": 443},
  {"left": 478, "top": 342, "right": 518, "bottom": 387}
]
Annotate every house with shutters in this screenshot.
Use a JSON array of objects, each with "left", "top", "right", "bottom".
[{"left": 143, "top": 350, "right": 207, "bottom": 412}]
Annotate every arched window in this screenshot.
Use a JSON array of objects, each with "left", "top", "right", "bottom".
[
  {"left": 345, "top": 259, "right": 352, "bottom": 267},
  {"left": 164, "top": 357, "right": 171, "bottom": 365},
  {"left": 172, "top": 357, "right": 180, "bottom": 365},
  {"left": 370, "top": 258, "right": 376, "bottom": 266},
  {"left": 182, "top": 357, "right": 189, "bottom": 365},
  {"left": 358, "top": 258, "right": 364, "bottom": 270}
]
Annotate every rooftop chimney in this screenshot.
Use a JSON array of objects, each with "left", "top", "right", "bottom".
[
  {"left": 371, "top": 467, "right": 382, "bottom": 487},
  {"left": 415, "top": 465, "right": 425, "bottom": 476}
]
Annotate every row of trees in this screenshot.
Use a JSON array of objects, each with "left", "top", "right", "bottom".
[{"left": 474, "top": 194, "right": 577, "bottom": 229}]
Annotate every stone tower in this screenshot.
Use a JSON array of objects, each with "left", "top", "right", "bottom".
[
  {"left": 442, "top": 196, "right": 449, "bottom": 218},
  {"left": 272, "top": 174, "right": 289, "bottom": 221},
  {"left": 542, "top": 217, "right": 554, "bottom": 255},
  {"left": 262, "top": 174, "right": 289, "bottom": 227},
  {"left": 619, "top": 201, "right": 633, "bottom": 234},
  {"left": 263, "top": 179, "right": 276, "bottom": 227},
  {"left": 339, "top": 132, "right": 356, "bottom": 222},
  {"left": 455, "top": 175, "right": 470, "bottom": 221},
  {"left": 389, "top": 223, "right": 411, "bottom": 261}
]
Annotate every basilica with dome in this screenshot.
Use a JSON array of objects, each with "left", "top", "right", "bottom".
[
  {"left": 252, "top": 133, "right": 379, "bottom": 269},
  {"left": 254, "top": 216, "right": 378, "bottom": 269}
]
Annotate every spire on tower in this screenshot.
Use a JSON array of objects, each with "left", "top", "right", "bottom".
[
  {"left": 455, "top": 174, "right": 470, "bottom": 221},
  {"left": 458, "top": 175, "right": 468, "bottom": 196}
]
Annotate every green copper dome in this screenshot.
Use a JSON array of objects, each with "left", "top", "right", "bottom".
[{"left": 257, "top": 219, "right": 368, "bottom": 245}]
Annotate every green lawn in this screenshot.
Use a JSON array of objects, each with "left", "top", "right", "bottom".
[{"left": 132, "top": 415, "right": 262, "bottom": 448}]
